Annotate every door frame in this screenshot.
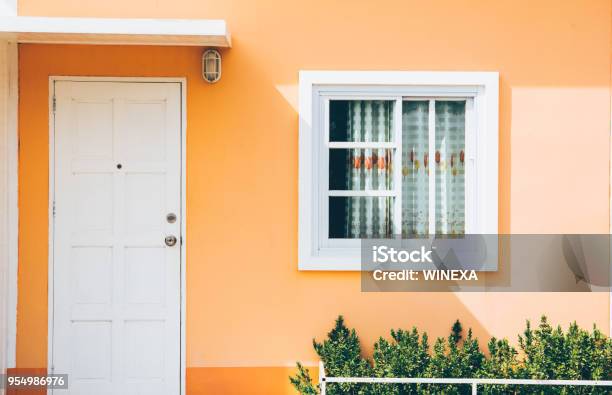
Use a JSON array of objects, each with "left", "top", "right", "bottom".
[{"left": 47, "top": 76, "right": 187, "bottom": 395}]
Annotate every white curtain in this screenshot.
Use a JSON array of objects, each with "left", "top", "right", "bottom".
[
  {"left": 401, "top": 101, "right": 465, "bottom": 236},
  {"left": 338, "top": 100, "right": 465, "bottom": 238},
  {"left": 402, "top": 101, "right": 430, "bottom": 236},
  {"left": 435, "top": 101, "right": 465, "bottom": 235},
  {"left": 346, "top": 101, "right": 393, "bottom": 237}
]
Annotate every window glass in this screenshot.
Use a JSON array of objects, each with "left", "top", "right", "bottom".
[
  {"left": 328, "top": 99, "right": 396, "bottom": 239},
  {"left": 435, "top": 101, "right": 466, "bottom": 235},
  {"left": 329, "top": 148, "right": 393, "bottom": 190},
  {"left": 329, "top": 100, "right": 394, "bottom": 142},
  {"left": 401, "top": 101, "right": 430, "bottom": 236},
  {"left": 326, "top": 99, "right": 466, "bottom": 240},
  {"left": 329, "top": 196, "right": 394, "bottom": 238}
]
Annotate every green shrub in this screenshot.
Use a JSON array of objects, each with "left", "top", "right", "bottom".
[
  {"left": 310, "top": 316, "right": 373, "bottom": 394},
  {"left": 372, "top": 327, "right": 429, "bottom": 394},
  {"left": 478, "top": 337, "right": 520, "bottom": 394},
  {"left": 514, "top": 317, "right": 612, "bottom": 394},
  {"left": 290, "top": 315, "right": 612, "bottom": 395},
  {"left": 423, "top": 321, "right": 484, "bottom": 394},
  {"left": 290, "top": 362, "right": 319, "bottom": 395}
]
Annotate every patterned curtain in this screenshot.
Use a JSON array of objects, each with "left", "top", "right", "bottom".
[
  {"left": 402, "top": 101, "right": 430, "bottom": 236},
  {"left": 333, "top": 99, "right": 465, "bottom": 238},
  {"left": 401, "top": 101, "right": 465, "bottom": 236},
  {"left": 346, "top": 101, "right": 393, "bottom": 238},
  {"left": 435, "top": 101, "right": 465, "bottom": 235}
]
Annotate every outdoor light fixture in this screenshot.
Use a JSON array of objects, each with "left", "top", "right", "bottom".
[{"left": 202, "top": 49, "right": 221, "bottom": 83}]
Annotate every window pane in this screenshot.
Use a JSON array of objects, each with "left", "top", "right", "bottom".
[
  {"left": 329, "top": 196, "right": 394, "bottom": 238},
  {"left": 329, "top": 100, "right": 394, "bottom": 142},
  {"left": 329, "top": 148, "right": 393, "bottom": 190},
  {"left": 435, "top": 101, "right": 466, "bottom": 235},
  {"left": 401, "top": 101, "right": 430, "bottom": 236}
]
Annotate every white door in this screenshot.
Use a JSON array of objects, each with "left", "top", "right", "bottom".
[{"left": 51, "top": 80, "right": 182, "bottom": 395}]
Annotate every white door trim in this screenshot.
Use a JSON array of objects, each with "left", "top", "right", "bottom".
[
  {"left": 4, "top": 40, "right": 18, "bottom": 370},
  {"left": 47, "top": 76, "right": 187, "bottom": 394}
]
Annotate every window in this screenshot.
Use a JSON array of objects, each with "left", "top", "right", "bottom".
[{"left": 299, "top": 72, "right": 498, "bottom": 270}]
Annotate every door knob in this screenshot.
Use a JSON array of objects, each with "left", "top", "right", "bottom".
[{"left": 165, "top": 235, "right": 177, "bottom": 247}]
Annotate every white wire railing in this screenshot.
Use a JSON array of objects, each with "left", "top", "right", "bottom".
[{"left": 318, "top": 362, "right": 612, "bottom": 395}]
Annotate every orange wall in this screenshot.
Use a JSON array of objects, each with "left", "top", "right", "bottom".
[{"left": 15, "top": 0, "right": 612, "bottom": 393}]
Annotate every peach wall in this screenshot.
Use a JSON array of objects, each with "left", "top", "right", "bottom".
[{"left": 14, "top": 0, "right": 611, "bottom": 393}]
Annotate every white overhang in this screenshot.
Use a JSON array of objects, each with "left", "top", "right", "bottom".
[{"left": 0, "top": 16, "right": 231, "bottom": 46}]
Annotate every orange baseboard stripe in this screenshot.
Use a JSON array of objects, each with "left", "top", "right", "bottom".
[{"left": 186, "top": 366, "right": 318, "bottom": 395}]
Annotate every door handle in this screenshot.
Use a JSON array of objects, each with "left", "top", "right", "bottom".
[{"left": 165, "top": 235, "right": 178, "bottom": 247}]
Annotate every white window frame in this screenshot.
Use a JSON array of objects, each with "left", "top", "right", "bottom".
[{"left": 298, "top": 71, "right": 499, "bottom": 271}]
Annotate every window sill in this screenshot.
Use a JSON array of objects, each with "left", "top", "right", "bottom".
[{"left": 299, "top": 244, "right": 499, "bottom": 272}]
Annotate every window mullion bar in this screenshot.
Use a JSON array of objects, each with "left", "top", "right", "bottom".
[
  {"left": 428, "top": 100, "right": 436, "bottom": 236},
  {"left": 328, "top": 190, "right": 396, "bottom": 197},
  {"left": 393, "top": 98, "right": 403, "bottom": 236},
  {"left": 327, "top": 142, "right": 395, "bottom": 149}
]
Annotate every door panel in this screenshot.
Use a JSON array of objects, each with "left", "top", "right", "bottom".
[{"left": 52, "top": 81, "right": 182, "bottom": 395}]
